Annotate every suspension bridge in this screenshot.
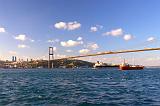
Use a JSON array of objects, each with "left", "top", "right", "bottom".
[{"left": 48, "top": 47, "right": 160, "bottom": 68}]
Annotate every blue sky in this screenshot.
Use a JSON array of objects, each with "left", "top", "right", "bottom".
[{"left": 0, "top": 0, "right": 160, "bottom": 66}]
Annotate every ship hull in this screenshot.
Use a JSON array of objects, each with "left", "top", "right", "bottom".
[
  {"left": 120, "top": 66, "right": 144, "bottom": 70},
  {"left": 95, "top": 65, "right": 119, "bottom": 68}
]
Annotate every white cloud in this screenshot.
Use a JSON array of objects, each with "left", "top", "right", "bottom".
[
  {"left": 55, "top": 39, "right": 60, "bottom": 42},
  {"left": 67, "top": 21, "right": 81, "bottom": 30},
  {"left": 9, "top": 51, "right": 17, "bottom": 55},
  {"left": 96, "top": 25, "right": 103, "bottom": 29},
  {"left": 61, "top": 40, "right": 83, "bottom": 47},
  {"left": 147, "top": 57, "right": 160, "bottom": 61},
  {"left": 15, "top": 34, "right": 26, "bottom": 41},
  {"left": 18, "top": 44, "right": 28, "bottom": 48},
  {"left": 15, "top": 35, "right": 34, "bottom": 42},
  {"left": 29, "top": 39, "right": 35, "bottom": 42},
  {"left": 54, "top": 22, "right": 67, "bottom": 29},
  {"left": 48, "top": 40, "right": 54, "bottom": 43},
  {"left": 123, "top": 34, "right": 133, "bottom": 41},
  {"left": 79, "top": 49, "right": 90, "bottom": 54},
  {"left": 103, "top": 28, "right": 123, "bottom": 36},
  {"left": 54, "top": 21, "right": 81, "bottom": 30},
  {"left": 77, "top": 37, "right": 83, "bottom": 41},
  {"left": 47, "top": 39, "right": 60, "bottom": 43},
  {"left": 86, "top": 43, "right": 99, "bottom": 50},
  {"left": 66, "top": 50, "right": 73, "bottom": 52},
  {"left": 90, "top": 27, "right": 98, "bottom": 32},
  {"left": 147, "top": 37, "right": 155, "bottom": 42},
  {"left": 0, "top": 27, "right": 5, "bottom": 33},
  {"left": 90, "top": 25, "right": 103, "bottom": 32}
]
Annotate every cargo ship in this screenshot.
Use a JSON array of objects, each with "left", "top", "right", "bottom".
[
  {"left": 119, "top": 60, "right": 144, "bottom": 70},
  {"left": 94, "top": 61, "right": 119, "bottom": 68}
]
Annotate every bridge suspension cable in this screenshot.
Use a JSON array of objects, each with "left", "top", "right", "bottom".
[{"left": 60, "top": 48, "right": 160, "bottom": 59}]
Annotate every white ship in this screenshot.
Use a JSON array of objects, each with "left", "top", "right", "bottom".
[{"left": 93, "top": 61, "right": 119, "bottom": 68}]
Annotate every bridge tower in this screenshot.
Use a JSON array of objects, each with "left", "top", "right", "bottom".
[{"left": 48, "top": 47, "right": 54, "bottom": 68}]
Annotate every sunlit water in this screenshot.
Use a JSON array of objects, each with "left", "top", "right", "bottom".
[{"left": 0, "top": 68, "right": 160, "bottom": 106}]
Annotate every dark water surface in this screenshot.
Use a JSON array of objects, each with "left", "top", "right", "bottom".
[{"left": 0, "top": 68, "right": 160, "bottom": 106}]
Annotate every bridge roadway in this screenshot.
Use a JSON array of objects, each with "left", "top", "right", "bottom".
[{"left": 61, "top": 48, "right": 160, "bottom": 59}]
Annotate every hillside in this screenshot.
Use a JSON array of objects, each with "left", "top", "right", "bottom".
[{"left": 37, "top": 59, "right": 94, "bottom": 68}]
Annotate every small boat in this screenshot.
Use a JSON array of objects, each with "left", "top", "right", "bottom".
[
  {"left": 94, "top": 61, "right": 119, "bottom": 68},
  {"left": 119, "top": 59, "right": 144, "bottom": 70}
]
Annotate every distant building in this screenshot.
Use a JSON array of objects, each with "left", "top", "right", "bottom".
[
  {"left": 15, "top": 56, "right": 17, "bottom": 62},
  {"left": 12, "top": 56, "right": 17, "bottom": 62},
  {"left": 12, "top": 56, "right": 14, "bottom": 62}
]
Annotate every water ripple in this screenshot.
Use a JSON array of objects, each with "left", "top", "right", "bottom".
[{"left": 0, "top": 68, "right": 160, "bottom": 106}]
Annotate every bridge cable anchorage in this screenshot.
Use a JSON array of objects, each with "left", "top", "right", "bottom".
[{"left": 59, "top": 48, "right": 160, "bottom": 60}]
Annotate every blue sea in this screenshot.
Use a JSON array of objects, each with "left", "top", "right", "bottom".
[{"left": 0, "top": 68, "right": 160, "bottom": 106}]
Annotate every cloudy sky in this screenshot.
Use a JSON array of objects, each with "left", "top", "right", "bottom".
[{"left": 0, "top": 0, "right": 160, "bottom": 66}]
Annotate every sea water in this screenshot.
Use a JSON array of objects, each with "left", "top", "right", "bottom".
[{"left": 0, "top": 68, "right": 160, "bottom": 106}]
